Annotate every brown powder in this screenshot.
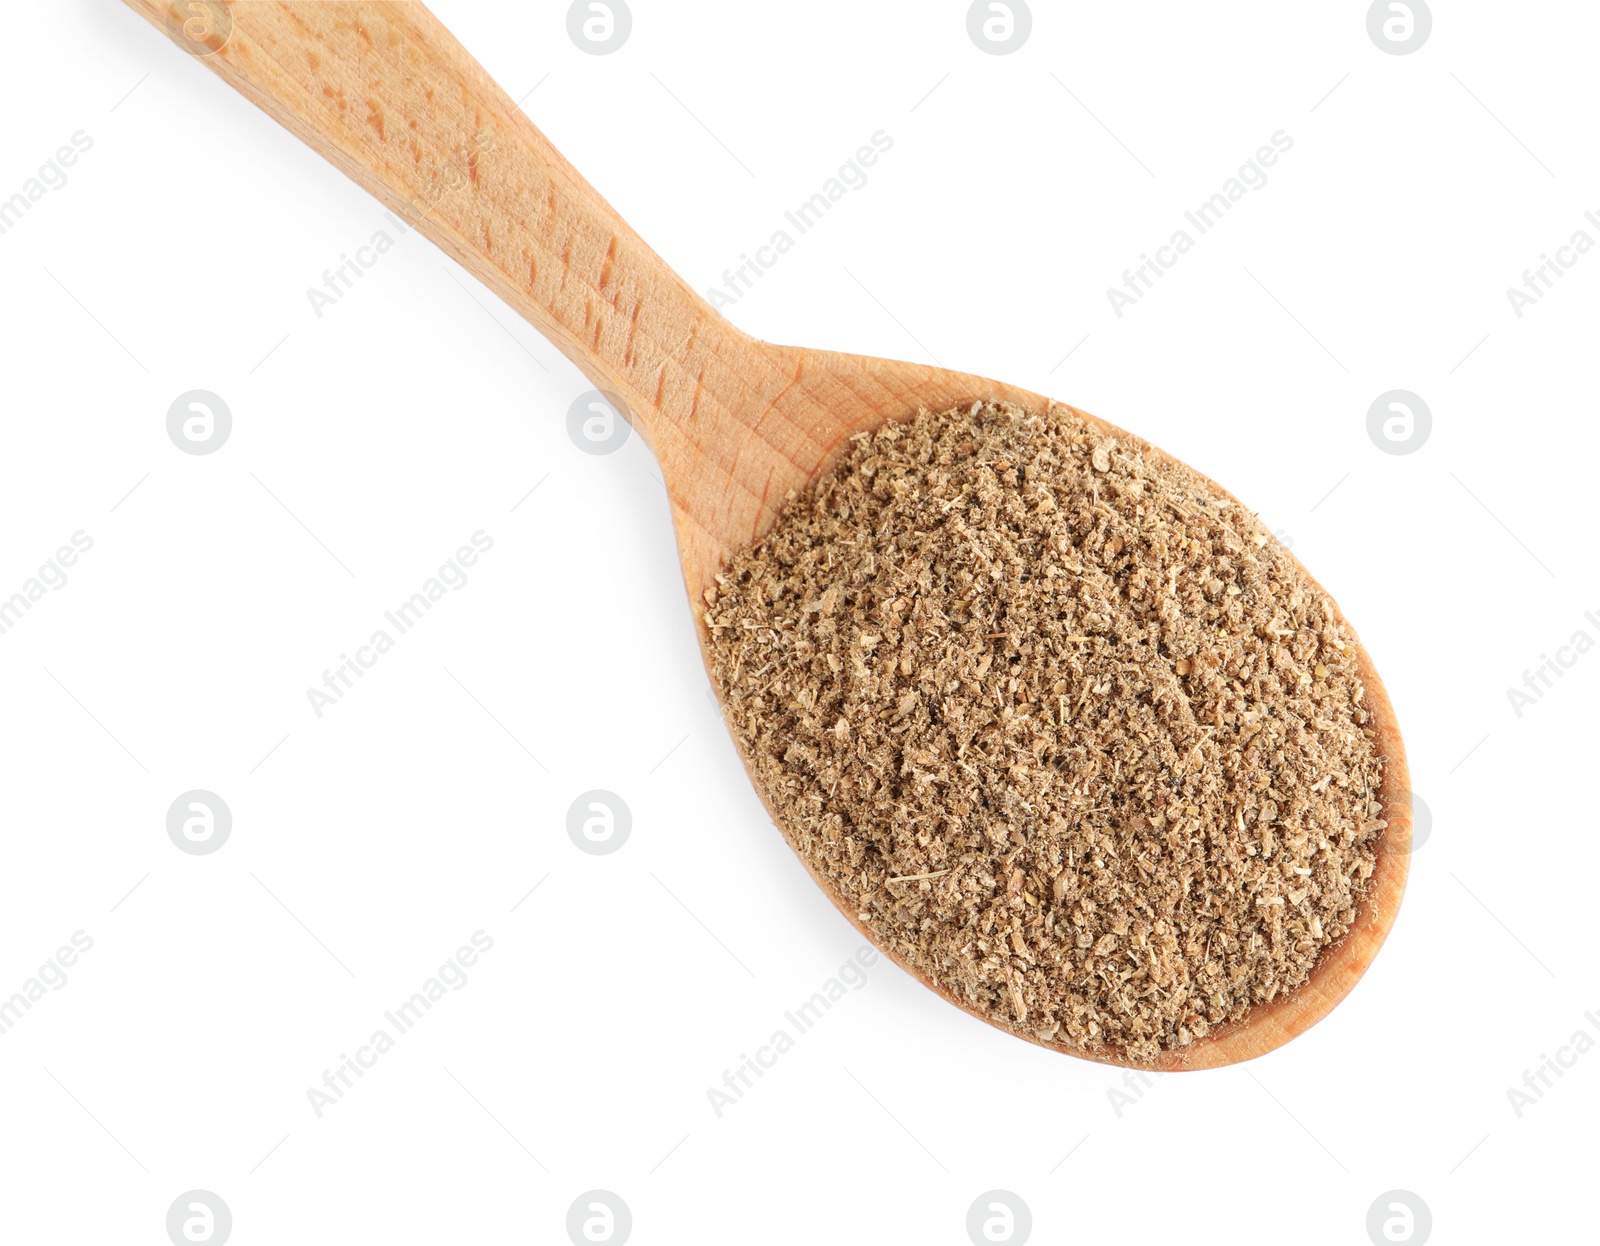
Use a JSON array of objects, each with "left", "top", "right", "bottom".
[{"left": 704, "top": 402, "right": 1386, "bottom": 1062}]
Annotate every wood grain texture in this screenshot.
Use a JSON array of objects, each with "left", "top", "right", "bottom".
[{"left": 125, "top": 0, "right": 1410, "bottom": 1069}]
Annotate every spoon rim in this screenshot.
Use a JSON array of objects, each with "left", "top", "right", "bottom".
[{"left": 698, "top": 382, "right": 1411, "bottom": 1072}]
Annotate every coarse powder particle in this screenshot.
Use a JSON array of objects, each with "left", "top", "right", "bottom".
[{"left": 704, "top": 401, "right": 1388, "bottom": 1062}]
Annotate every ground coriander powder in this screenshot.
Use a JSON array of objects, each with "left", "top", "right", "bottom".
[{"left": 704, "top": 401, "right": 1387, "bottom": 1063}]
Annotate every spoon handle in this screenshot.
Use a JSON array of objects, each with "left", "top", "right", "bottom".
[{"left": 124, "top": 0, "right": 736, "bottom": 448}]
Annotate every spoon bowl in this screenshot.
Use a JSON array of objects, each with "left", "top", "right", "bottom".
[{"left": 125, "top": 0, "right": 1410, "bottom": 1069}]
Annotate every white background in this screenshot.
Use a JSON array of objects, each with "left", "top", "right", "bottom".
[{"left": 1, "top": 1, "right": 1596, "bottom": 1242}]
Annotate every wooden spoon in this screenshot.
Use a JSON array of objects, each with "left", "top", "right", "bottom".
[{"left": 124, "top": 0, "right": 1410, "bottom": 1070}]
